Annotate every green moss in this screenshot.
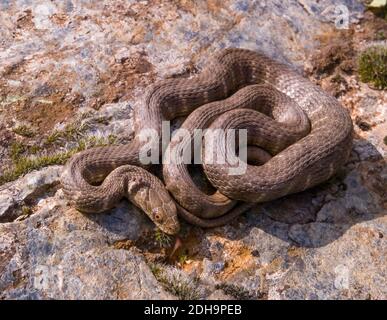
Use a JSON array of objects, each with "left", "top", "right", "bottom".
[
  {"left": 44, "top": 119, "right": 96, "bottom": 147},
  {"left": 3, "top": 113, "right": 118, "bottom": 186},
  {"left": 13, "top": 125, "right": 35, "bottom": 138},
  {"left": 358, "top": 45, "right": 387, "bottom": 89},
  {"left": 87, "top": 135, "right": 117, "bottom": 147},
  {"left": 45, "top": 123, "right": 84, "bottom": 146},
  {"left": 0, "top": 135, "right": 117, "bottom": 186},
  {"left": 28, "top": 145, "right": 41, "bottom": 154},
  {"left": 0, "top": 148, "right": 77, "bottom": 185},
  {"left": 63, "top": 124, "right": 80, "bottom": 140},
  {"left": 45, "top": 115, "right": 118, "bottom": 148},
  {"left": 9, "top": 141, "right": 26, "bottom": 161},
  {"left": 46, "top": 131, "right": 61, "bottom": 145}
]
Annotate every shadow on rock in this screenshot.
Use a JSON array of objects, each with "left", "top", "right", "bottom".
[{"left": 202, "top": 137, "right": 386, "bottom": 249}]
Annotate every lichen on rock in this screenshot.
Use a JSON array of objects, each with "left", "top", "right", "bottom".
[{"left": 0, "top": 0, "right": 386, "bottom": 300}]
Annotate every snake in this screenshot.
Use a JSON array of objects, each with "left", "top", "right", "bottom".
[{"left": 61, "top": 48, "right": 353, "bottom": 235}]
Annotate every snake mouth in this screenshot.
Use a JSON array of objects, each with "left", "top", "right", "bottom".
[
  {"left": 149, "top": 204, "right": 180, "bottom": 235},
  {"left": 155, "top": 215, "right": 180, "bottom": 235},
  {"left": 159, "top": 221, "right": 180, "bottom": 235}
]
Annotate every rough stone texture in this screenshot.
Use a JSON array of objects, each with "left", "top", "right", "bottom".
[
  {"left": 0, "top": 193, "right": 174, "bottom": 299},
  {"left": 0, "top": 166, "right": 61, "bottom": 222},
  {"left": 0, "top": 1, "right": 386, "bottom": 300}
]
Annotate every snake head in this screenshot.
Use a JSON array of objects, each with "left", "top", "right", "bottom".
[
  {"left": 147, "top": 189, "right": 180, "bottom": 235},
  {"left": 131, "top": 178, "right": 180, "bottom": 235}
]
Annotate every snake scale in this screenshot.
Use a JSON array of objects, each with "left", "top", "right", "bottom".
[{"left": 61, "top": 48, "right": 353, "bottom": 235}]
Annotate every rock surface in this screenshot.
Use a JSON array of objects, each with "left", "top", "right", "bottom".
[
  {"left": 0, "top": 0, "right": 386, "bottom": 299},
  {"left": 0, "top": 190, "right": 175, "bottom": 299}
]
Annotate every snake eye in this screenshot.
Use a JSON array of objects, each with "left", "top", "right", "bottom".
[{"left": 153, "top": 208, "right": 163, "bottom": 222}]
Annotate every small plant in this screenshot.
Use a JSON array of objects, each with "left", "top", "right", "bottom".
[
  {"left": 149, "top": 262, "right": 164, "bottom": 279},
  {"left": 375, "top": 30, "right": 386, "bottom": 41},
  {"left": 29, "top": 145, "right": 41, "bottom": 154},
  {"left": 0, "top": 149, "right": 75, "bottom": 185},
  {"left": 154, "top": 229, "right": 172, "bottom": 248},
  {"left": 1, "top": 141, "right": 82, "bottom": 185},
  {"left": 107, "top": 134, "right": 117, "bottom": 145},
  {"left": 166, "top": 273, "right": 201, "bottom": 300},
  {"left": 13, "top": 125, "right": 35, "bottom": 138},
  {"left": 45, "top": 119, "right": 94, "bottom": 147},
  {"left": 358, "top": 45, "right": 387, "bottom": 89},
  {"left": 9, "top": 141, "right": 26, "bottom": 161},
  {"left": 2, "top": 113, "right": 118, "bottom": 186},
  {"left": 46, "top": 131, "right": 61, "bottom": 145},
  {"left": 45, "top": 119, "right": 117, "bottom": 148},
  {"left": 149, "top": 263, "right": 201, "bottom": 300},
  {"left": 45, "top": 123, "right": 84, "bottom": 146},
  {"left": 178, "top": 254, "right": 189, "bottom": 266},
  {"left": 215, "top": 283, "right": 259, "bottom": 300},
  {"left": 21, "top": 206, "right": 33, "bottom": 216}
]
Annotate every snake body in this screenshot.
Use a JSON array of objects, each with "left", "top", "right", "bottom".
[
  {"left": 61, "top": 48, "right": 353, "bottom": 234},
  {"left": 163, "top": 84, "right": 311, "bottom": 218}
]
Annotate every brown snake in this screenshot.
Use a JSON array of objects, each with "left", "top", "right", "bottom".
[{"left": 61, "top": 48, "right": 353, "bottom": 234}]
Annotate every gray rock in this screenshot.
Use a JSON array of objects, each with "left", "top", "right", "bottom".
[
  {"left": 0, "top": 166, "right": 62, "bottom": 222},
  {"left": 0, "top": 197, "right": 172, "bottom": 299},
  {"left": 0, "top": 195, "right": 14, "bottom": 222},
  {"left": 207, "top": 289, "right": 235, "bottom": 300},
  {"left": 0, "top": 0, "right": 385, "bottom": 300}
]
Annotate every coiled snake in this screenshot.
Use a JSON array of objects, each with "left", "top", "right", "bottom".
[{"left": 61, "top": 48, "right": 353, "bottom": 235}]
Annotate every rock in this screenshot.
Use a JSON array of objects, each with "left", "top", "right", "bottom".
[
  {"left": 0, "top": 197, "right": 172, "bottom": 299},
  {"left": 213, "top": 261, "right": 226, "bottom": 274},
  {"left": 288, "top": 223, "right": 346, "bottom": 248},
  {"left": 0, "top": 166, "right": 62, "bottom": 222},
  {"left": 199, "top": 258, "right": 216, "bottom": 285},
  {"left": 0, "top": 195, "right": 14, "bottom": 222},
  {"left": 200, "top": 258, "right": 224, "bottom": 284},
  {"left": 0, "top": 0, "right": 386, "bottom": 300},
  {"left": 207, "top": 289, "right": 235, "bottom": 300}
]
